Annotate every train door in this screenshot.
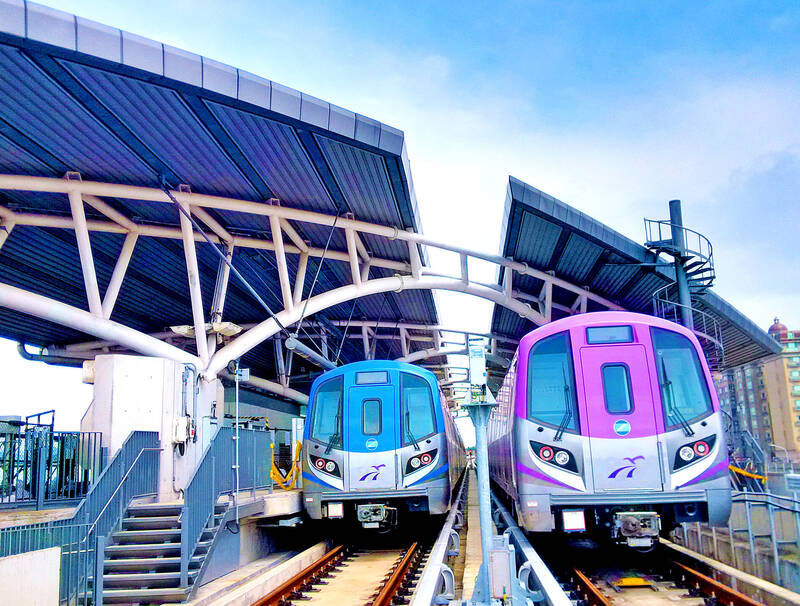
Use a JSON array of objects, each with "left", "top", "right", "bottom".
[
  {"left": 344, "top": 383, "right": 399, "bottom": 491},
  {"left": 579, "top": 345, "right": 664, "bottom": 492}
]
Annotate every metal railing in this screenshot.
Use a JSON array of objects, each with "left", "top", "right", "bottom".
[
  {"left": 0, "top": 522, "right": 95, "bottom": 605},
  {"left": 180, "top": 427, "right": 287, "bottom": 589},
  {"left": 644, "top": 218, "right": 715, "bottom": 269},
  {"left": 0, "top": 429, "right": 103, "bottom": 508},
  {"left": 0, "top": 430, "right": 160, "bottom": 604},
  {"left": 677, "top": 490, "right": 800, "bottom": 590}
]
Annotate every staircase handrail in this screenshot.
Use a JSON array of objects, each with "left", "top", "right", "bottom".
[
  {"left": 644, "top": 218, "right": 715, "bottom": 267},
  {"left": 180, "top": 426, "right": 278, "bottom": 589},
  {"left": 84, "top": 446, "right": 162, "bottom": 539}
]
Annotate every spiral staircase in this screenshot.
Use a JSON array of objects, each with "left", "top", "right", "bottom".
[{"left": 643, "top": 218, "right": 725, "bottom": 370}]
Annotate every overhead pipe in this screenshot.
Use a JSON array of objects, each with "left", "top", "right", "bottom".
[
  {"left": 17, "top": 342, "right": 84, "bottom": 368},
  {"left": 285, "top": 336, "right": 337, "bottom": 370}
]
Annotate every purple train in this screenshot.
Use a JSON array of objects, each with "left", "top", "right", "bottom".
[{"left": 488, "top": 311, "right": 731, "bottom": 548}]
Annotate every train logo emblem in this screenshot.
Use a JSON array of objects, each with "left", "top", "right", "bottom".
[
  {"left": 359, "top": 464, "right": 385, "bottom": 481},
  {"left": 365, "top": 438, "right": 378, "bottom": 451},
  {"left": 613, "top": 420, "right": 631, "bottom": 436},
  {"left": 609, "top": 456, "right": 644, "bottom": 479}
]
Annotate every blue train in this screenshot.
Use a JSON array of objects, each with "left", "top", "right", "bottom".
[{"left": 302, "top": 360, "right": 466, "bottom": 530}]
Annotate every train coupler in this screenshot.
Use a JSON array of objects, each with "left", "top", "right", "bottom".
[
  {"left": 612, "top": 511, "right": 661, "bottom": 548},
  {"left": 357, "top": 503, "right": 398, "bottom": 529}
]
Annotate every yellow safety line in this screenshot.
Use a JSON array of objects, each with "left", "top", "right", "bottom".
[{"left": 729, "top": 464, "right": 767, "bottom": 483}]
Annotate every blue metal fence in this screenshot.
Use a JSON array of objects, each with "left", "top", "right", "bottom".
[
  {"left": 180, "top": 427, "right": 283, "bottom": 587},
  {"left": 0, "top": 431, "right": 160, "bottom": 604},
  {"left": 0, "top": 429, "right": 103, "bottom": 508},
  {"left": 0, "top": 522, "right": 95, "bottom": 604}
]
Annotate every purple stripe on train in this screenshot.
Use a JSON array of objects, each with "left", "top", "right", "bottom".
[
  {"left": 516, "top": 461, "right": 579, "bottom": 491},
  {"left": 677, "top": 458, "right": 730, "bottom": 489}
]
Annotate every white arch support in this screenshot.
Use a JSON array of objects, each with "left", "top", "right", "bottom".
[{"left": 0, "top": 174, "right": 626, "bottom": 386}]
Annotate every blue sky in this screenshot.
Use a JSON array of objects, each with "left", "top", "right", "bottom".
[{"left": 5, "top": 1, "right": 800, "bottom": 428}]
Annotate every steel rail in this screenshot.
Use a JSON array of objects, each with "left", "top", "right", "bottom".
[
  {"left": 671, "top": 561, "right": 764, "bottom": 606},
  {"left": 572, "top": 568, "right": 613, "bottom": 606},
  {"left": 371, "top": 542, "right": 419, "bottom": 606},
  {"left": 254, "top": 544, "right": 346, "bottom": 606}
]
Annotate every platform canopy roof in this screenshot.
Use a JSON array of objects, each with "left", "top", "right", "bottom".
[
  {"left": 0, "top": 1, "right": 438, "bottom": 384},
  {"left": 491, "top": 177, "right": 781, "bottom": 369}
]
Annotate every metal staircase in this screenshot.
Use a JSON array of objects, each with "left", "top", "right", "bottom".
[
  {"left": 644, "top": 217, "right": 725, "bottom": 369},
  {"left": 97, "top": 501, "right": 227, "bottom": 604}
]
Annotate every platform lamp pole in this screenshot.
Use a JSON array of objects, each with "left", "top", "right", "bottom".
[{"left": 464, "top": 335, "right": 496, "bottom": 601}]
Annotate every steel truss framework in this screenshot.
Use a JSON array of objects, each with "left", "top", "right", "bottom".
[{"left": 0, "top": 174, "right": 625, "bottom": 402}]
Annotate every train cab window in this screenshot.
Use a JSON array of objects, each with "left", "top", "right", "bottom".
[
  {"left": 527, "top": 332, "right": 579, "bottom": 431},
  {"left": 651, "top": 328, "right": 713, "bottom": 427},
  {"left": 401, "top": 373, "right": 436, "bottom": 445},
  {"left": 362, "top": 399, "right": 381, "bottom": 435},
  {"left": 309, "top": 377, "right": 343, "bottom": 446},
  {"left": 601, "top": 364, "right": 633, "bottom": 414}
]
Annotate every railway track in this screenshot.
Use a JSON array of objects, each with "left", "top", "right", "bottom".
[
  {"left": 567, "top": 555, "right": 765, "bottom": 606},
  {"left": 255, "top": 541, "right": 430, "bottom": 606}
]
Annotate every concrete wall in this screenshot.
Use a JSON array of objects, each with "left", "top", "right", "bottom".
[
  {"left": 0, "top": 547, "right": 60, "bottom": 605},
  {"left": 223, "top": 386, "right": 300, "bottom": 431},
  {"left": 81, "top": 354, "right": 224, "bottom": 499}
]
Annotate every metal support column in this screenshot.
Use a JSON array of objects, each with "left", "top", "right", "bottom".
[
  {"left": 466, "top": 399, "right": 495, "bottom": 599},
  {"left": 668, "top": 199, "right": 694, "bottom": 330}
]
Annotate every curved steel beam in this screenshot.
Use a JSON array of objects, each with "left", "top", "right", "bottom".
[
  {"left": 0, "top": 282, "right": 201, "bottom": 366},
  {"left": 205, "top": 275, "right": 545, "bottom": 377}
]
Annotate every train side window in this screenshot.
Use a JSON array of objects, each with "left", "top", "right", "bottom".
[
  {"left": 651, "top": 327, "right": 713, "bottom": 427},
  {"left": 362, "top": 399, "right": 381, "bottom": 435},
  {"left": 527, "top": 332, "right": 580, "bottom": 432},
  {"left": 309, "top": 377, "right": 343, "bottom": 446},
  {"left": 601, "top": 364, "right": 633, "bottom": 414},
  {"left": 401, "top": 373, "right": 436, "bottom": 445}
]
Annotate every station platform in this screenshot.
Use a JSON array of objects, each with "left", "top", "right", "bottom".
[
  {"left": 171, "top": 542, "right": 328, "bottom": 606},
  {"left": 152, "top": 489, "right": 303, "bottom": 522},
  {"left": 0, "top": 505, "right": 76, "bottom": 529}
]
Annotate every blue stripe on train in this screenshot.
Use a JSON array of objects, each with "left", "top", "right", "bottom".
[
  {"left": 302, "top": 471, "right": 339, "bottom": 490},
  {"left": 408, "top": 463, "right": 449, "bottom": 487}
]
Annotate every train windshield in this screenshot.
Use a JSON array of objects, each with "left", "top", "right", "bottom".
[
  {"left": 651, "top": 328, "right": 713, "bottom": 429},
  {"left": 527, "top": 332, "right": 579, "bottom": 432},
  {"left": 309, "top": 377, "right": 343, "bottom": 447},
  {"left": 401, "top": 373, "right": 436, "bottom": 446}
]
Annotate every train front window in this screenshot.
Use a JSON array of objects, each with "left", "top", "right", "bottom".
[
  {"left": 527, "top": 332, "right": 579, "bottom": 432},
  {"left": 601, "top": 364, "right": 633, "bottom": 414},
  {"left": 309, "top": 377, "right": 343, "bottom": 447},
  {"left": 401, "top": 373, "right": 436, "bottom": 446},
  {"left": 362, "top": 399, "right": 381, "bottom": 435},
  {"left": 651, "top": 327, "right": 713, "bottom": 429}
]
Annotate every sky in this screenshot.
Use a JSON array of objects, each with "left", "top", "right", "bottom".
[{"left": 3, "top": 0, "right": 800, "bottom": 432}]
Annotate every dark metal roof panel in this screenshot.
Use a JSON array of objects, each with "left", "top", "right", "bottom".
[
  {"left": 63, "top": 61, "right": 257, "bottom": 199},
  {"left": 207, "top": 101, "right": 334, "bottom": 210},
  {"left": 0, "top": 46, "right": 154, "bottom": 183},
  {"left": 492, "top": 176, "right": 780, "bottom": 366},
  {"left": 0, "top": 1, "right": 439, "bottom": 378}
]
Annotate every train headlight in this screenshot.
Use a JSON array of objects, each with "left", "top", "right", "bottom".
[
  {"left": 673, "top": 435, "right": 717, "bottom": 470},
  {"left": 310, "top": 455, "right": 341, "bottom": 478},
  {"left": 404, "top": 449, "right": 437, "bottom": 474},
  {"left": 530, "top": 441, "right": 578, "bottom": 473}
]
